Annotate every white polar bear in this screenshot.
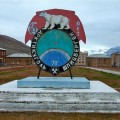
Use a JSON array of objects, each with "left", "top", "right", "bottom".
[{"left": 39, "top": 11, "right": 70, "bottom": 29}]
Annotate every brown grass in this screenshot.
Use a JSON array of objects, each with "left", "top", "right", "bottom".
[
  {"left": 0, "top": 65, "right": 120, "bottom": 90},
  {"left": 0, "top": 112, "right": 120, "bottom": 120},
  {"left": 0, "top": 65, "right": 120, "bottom": 120}
]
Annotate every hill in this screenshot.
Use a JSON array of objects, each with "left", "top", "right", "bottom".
[
  {"left": 105, "top": 46, "right": 120, "bottom": 55},
  {"left": 0, "top": 35, "right": 30, "bottom": 55}
]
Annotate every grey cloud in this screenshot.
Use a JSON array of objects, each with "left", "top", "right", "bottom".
[{"left": 0, "top": 0, "right": 120, "bottom": 50}]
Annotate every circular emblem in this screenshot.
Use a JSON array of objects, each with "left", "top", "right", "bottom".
[{"left": 31, "top": 28, "right": 80, "bottom": 75}]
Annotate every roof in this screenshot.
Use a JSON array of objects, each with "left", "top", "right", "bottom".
[
  {"left": 0, "top": 47, "right": 6, "bottom": 51},
  {"left": 7, "top": 53, "right": 31, "bottom": 58},
  {"left": 87, "top": 54, "right": 111, "bottom": 58}
]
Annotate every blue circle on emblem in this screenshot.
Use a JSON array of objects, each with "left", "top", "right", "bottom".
[{"left": 40, "top": 49, "right": 70, "bottom": 67}]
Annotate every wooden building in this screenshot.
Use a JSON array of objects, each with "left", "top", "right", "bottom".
[
  {"left": 0, "top": 47, "right": 6, "bottom": 63},
  {"left": 87, "top": 54, "right": 111, "bottom": 68},
  {"left": 75, "top": 51, "right": 88, "bottom": 66},
  {"left": 6, "top": 53, "right": 32, "bottom": 66}
]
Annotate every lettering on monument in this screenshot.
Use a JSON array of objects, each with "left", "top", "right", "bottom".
[{"left": 31, "top": 28, "right": 79, "bottom": 75}]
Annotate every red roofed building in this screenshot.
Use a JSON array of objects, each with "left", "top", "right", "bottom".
[{"left": 0, "top": 47, "right": 6, "bottom": 63}]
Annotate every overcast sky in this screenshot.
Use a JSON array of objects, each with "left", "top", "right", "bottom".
[{"left": 0, "top": 0, "right": 120, "bottom": 51}]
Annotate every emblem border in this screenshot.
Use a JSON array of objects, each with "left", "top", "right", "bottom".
[{"left": 31, "top": 28, "right": 80, "bottom": 75}]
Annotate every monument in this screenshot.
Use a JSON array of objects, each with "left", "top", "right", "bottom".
[
  {"left": 0, "top": 9, "right": 119, "bottom": 112},
  {"left": 17, "top": 9, "right": 90, "bottom": 88}
]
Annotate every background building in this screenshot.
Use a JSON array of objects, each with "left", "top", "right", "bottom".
[
  {"left": 6, "top": 53, "right": 32, "bottom": 66},
  {"left": 87, "top": 54, "right": 111, "bottom": 68},
  {"left": 112, "top": 52, "right": 120, "bottom": 68},
  {"left": 75, "top": 51, "right": 88, "bottom": 66},
  {"left": 0, "top": 47, "right": 6, "bottom": 63}
]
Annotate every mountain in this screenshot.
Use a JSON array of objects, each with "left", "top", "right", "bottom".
[
  {"left": 88, "top": 46, "right": 120, "bottom": 56},
  {"left": 0, "top": 35, "right": 30, "bottom": 55},
  {"left": 105, "top": 46, "right": 120, "bottom": 56},
  {"left": 88, "top": 49, "right": 108, "bottom": 55}
]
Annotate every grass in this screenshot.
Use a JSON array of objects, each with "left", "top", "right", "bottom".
[
  {"left": 72, "top": 67, "right": 120, "bottom": 89},
  {"left": 0, "top": 112, "right": 120, "bottom": 120},
  {"left": 0, "top": 65, "right": 120, "bottom": 89},
  {"left": 0, "top": 65, "right": 120, "bottom": 120}
]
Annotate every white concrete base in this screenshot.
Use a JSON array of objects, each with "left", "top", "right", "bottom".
[
  {"left": 0, "top": 79, "right": 120, "bottom": 113},
  {"left": 0, "top": 80, "right": 117, "bottom": 93}
]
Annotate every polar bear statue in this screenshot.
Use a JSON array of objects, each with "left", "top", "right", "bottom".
[{"left": 39, "top": 11, "right": 70, "bottom": 29}]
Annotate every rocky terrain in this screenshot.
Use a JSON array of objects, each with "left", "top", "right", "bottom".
[{"left": 0, "top": 35, "right": 30, "bottom": 55}]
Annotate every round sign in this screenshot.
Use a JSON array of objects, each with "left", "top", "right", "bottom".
[{"left": 31, "top": 28, "right": 79, "bottom": 75}]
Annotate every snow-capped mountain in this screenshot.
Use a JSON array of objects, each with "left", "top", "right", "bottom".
[
  {"left": 88, "top": 49, "right": 108, "bottom": 55},
  {"left": 88, "top": 46, "right": 120, "bottom": 55},
  {"left": 105, "top": 46, "right": 120, "bottom": 56}
]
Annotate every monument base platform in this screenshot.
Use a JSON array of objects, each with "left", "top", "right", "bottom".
[
  {"left": 17, "top": 77, "right": 90, "bottom": 89},
  {"left": 0, "top": 77, "right": 120, "bottom": 113}
]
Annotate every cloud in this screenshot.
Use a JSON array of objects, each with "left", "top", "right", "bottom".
[{"left": 0, "top": 0, "right": 120, "bottom": 51}]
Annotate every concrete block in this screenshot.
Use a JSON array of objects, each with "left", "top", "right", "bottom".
[{"left": 17, "top": 77, "right": 90, "bottom": 89}]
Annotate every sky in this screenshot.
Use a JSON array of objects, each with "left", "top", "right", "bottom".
[{"left": 0, "top": 0, "right": 120, "bottom": 51}]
